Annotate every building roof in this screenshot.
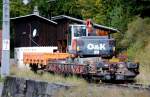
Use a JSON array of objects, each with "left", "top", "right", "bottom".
[
  {"left": 52, "top": 15, "right": 85, "bottom": 23},
  {"left": 11, "top": 14, "right": 57, "bottom": 24},
  {"left": 11, "top": 14, "right": 119, "bottom": 32},
  {"left": 52, "top": 15, "right": 119, "bottom": 32}
]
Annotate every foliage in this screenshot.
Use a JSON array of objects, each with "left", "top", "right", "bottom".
[
  {"left": 122, "top": 17, "right": 150, "bottom": 49},
  {"left": 29, "top": 0, "right": 82, "bottom": 19},
  {"left": 121, "top": 17, "right": 150, "bottom": 84},
  {"left": 56, "top": 0, "right": 82, "bottom": 18},
  {"left": 0, "top": 75, "right": 4, "bottom": 82},
  {"left": 0, "top": 0, "right": 149, "bottom": 29},
  {"left": 10, "top": 0, "right": 32, "bottom": 17},
  {"left": 78, "top": 0, "right": 105, "bottom": 24},
  {"left": 77, "top": 0, "right": 139, "bottom": 32}
]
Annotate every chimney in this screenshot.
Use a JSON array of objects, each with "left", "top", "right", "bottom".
[{"left": 33, "top": 6, "right": 39, "bottom": 16}]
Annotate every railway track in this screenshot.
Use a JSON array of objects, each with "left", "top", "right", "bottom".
[
  {"left": 28, "top": 66, "right": 148, "bottom": 91},
  {"left": 95, "top": 83, "right": 150, "bottom": 90},
  {"left": 38, "top": 69, "right": 150, "bottom": 91}
]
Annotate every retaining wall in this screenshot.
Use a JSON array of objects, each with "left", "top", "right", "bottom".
[{"left": 1, "top": 76, "right": 72, "bottom": 97}]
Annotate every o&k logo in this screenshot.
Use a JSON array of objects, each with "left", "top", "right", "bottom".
[{"left": 87, "top": 43, "right": 106, "bottom": 50}]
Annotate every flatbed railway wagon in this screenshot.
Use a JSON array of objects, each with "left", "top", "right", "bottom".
[{"left": 23, "top": 23, "right": 139, "bottom": 81}]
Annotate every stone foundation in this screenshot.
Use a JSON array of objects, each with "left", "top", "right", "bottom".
[{"left": 2, "top": 76, "right": 72, "bottom": 97}]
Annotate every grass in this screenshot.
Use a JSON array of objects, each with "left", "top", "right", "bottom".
[
  {"left": 54, "top": 84, "right": 150, "bottom": 97},
  {"left": 10, "top": 65, "right": 87, "bottom": 86},
  {"left": 0, "top": 76, "right": 4, "bottom": 83},
  {"left": 9, "top": 65, "right": 150, "bottom": 97},
  {"left": 135, "top": 43, "right": 150, "bottom": 85}
]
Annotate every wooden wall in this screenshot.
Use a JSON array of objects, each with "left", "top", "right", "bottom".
[{"left": 13, "top": 16, "right": 57, "bottom": 47}]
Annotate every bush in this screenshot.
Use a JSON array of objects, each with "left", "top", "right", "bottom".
[{"left": 121, "top": 16, "right": 150, "bottom": 84}]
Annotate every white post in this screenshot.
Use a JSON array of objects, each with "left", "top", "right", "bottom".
[{"left": 1, "top": 0, "right": 10, "bottom": 77}]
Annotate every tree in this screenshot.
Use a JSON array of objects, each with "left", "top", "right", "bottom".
[
  {"left": 78, "top": 0, "right": 106, "bottom": 24},
  {"left": 10, "top": 0, "right": 32, "bottom": 17},
  {"left": 52, "top": 0, "right": 82, "bottom": 18}
]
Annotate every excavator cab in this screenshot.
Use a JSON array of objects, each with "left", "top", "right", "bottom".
[
  {"left": 67, "top": 24, "right": 115, "bottom": 58},
  {"left": 67, "top": 24, "right": 88, "bottom": 54}
]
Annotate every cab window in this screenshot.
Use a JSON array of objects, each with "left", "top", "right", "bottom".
[{"left": 73, "top": 26, "right": 86, "bottom": 37}]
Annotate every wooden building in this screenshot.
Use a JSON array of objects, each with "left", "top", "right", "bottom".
[
  {"left": 11, "top": 14, "right": 57, "bottom": 47},
  {"left": 11, "top": 14, "right": 118, "bottom": 52}
]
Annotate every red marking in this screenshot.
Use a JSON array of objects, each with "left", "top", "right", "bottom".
[
  {"left": 86, "top": 19, "right": 93, "bottom": 33},
  {"left": 72, "top": 39, "right": 77, "bottom": 50},
  {"left": 48, "top": 63, "right": 85, "bottom": 74}
]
